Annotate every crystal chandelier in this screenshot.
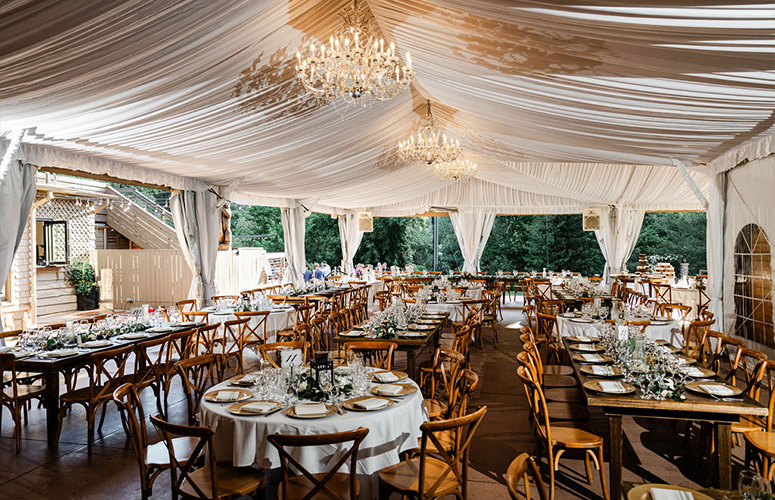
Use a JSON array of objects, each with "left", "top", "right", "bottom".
[
  {"left": 295, "top": 0, "right": 413, "bottom": 104},
  {"left": 398, "top": 100, "right": 461, "bottom": 165},
  {"left": 434, "top": 155, "right": 477, "bottom": 180}
]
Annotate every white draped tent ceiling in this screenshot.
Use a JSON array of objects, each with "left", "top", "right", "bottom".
[{"left": 1, "top": 0, "right": 774, "bottom": 215}]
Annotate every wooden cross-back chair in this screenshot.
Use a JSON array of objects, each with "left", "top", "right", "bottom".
[
  {"left": 507, "top": 453, "right": 548, "bottom": 500},
  {"left": 171, "top": 354, "right": 218, "bottom": 426},
  {"left": 279, "top": 304, "right": 315, "bottom": 343},
  {"left": 344, "top": 341, "right": 397, "bottom": 370},
  {"left": 374, "top": 290, "right": 392, "bottom": 311},
  {"left": 160, "top": 328, "right": 196, "bottom": 417},
  {"left": 211, "top": 295, "right": 239, "bottom": 304},
  {"left": 217, "top": 318, "right": 249, "bottom": 378},
  {"left": 132, "top": 334, "right": 170, "bottom": 416},
  {"left": 233, "top": 311, "right": 270, "bottom": 349},
  {"left": 378, "top": 406, "right": 488, "bottom": 500},
  {"left": 258, "top": 341, "right": 310, "bottom": 369},
  {"left": 268, "top": 428, "right": 369, "bottom": 500},
  {"left": 652, "top": 282, "right": 673, "bottom": 304},
  {"left": 0, "top": 353, "right": 45, "bottom": 453},
  {"left": 192, "top": 323, "right": 221, "bottom": 355},
  {"left": 57, "top": 343, "right": 135, "bottom": 454},
  {"left": 516, "top": 366, "right": 608, "bottom": 500},
  {"left": 183, "top": 310, "right": 210, "bottom": 325},
  {"left": 685, "top": 318, "right": 715, "bottom": 358},
  {"left": 176, "top": 299, "right": 198, "bottom": 314},
  {"left": 113, "top": 383, "right": 197, "bottom": 500},
  {"left": 481, "top": 290, "right": 500, "bottom": 347},
  {"left": 150, "top": 414, "right": 265, "bottom": 500},
  {"left": 536, "top": 312, "right": 562, "bottom": 364},
  {"left": 539, "top": 300, "right": 564, "bottom": 316},
  {"left": 519, "top": 341, "right": 582, "bottom": 404},
  {"left": 421, "top": 348, "right": 466, "bottom": 420},
  {"left": 459, "top": 299, "right": 487, "bottom": 350},
  {"left": 745, "top": 360, "right": 775, "bottom": 480},
  {"left": 534, "top": 281, "right": 553, "bottom": 302},
  {"left": 308, "top": 311, "right": 329, "bottom": 353}
]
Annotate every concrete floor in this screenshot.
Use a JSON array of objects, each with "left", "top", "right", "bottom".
[{"left": 2, "top": 300, "right": 740, "bottom": 499}]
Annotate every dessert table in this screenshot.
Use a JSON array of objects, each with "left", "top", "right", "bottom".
[
  {"left": 200, "top": 372, "right": 427, "bottom": 500},
  {"left": 557, "top": 314, "right": 682, "bottom": 347}
]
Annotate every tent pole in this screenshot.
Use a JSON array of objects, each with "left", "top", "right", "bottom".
[
  {"left": 432, "top": 216, "right": 439, "bottom": 271},
  {"left": 672, "top": 158, "right": 708, "bottom": 209}
]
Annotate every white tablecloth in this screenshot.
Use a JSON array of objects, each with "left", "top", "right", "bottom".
[
  {"left": 557, "top": 315, "right": 683, "bottom": 347},
  {"left": 425, "top": 301, "right": 464, "bottom": 322},
  {"left": 366, "top": 281, "right": 384, "bottom": 312},
  {"left": 671, "top": 287, "right": 701, "bottom": 312},
  {"left": 205, "top": 307, "right": 294, "bottom": 343},
  {"left": 200, "top": 376, "right": 427, "bottom": 500}
]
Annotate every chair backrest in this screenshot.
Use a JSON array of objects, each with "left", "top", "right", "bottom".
[
  {"left": 344, "top": 341, "right": 396, "bottom": 370},
  {"left": 727, "top": 347, "right": 767, "bottom": 395},
  {"left": 173, "top": 354, "right": 218, "bottom": 425},
  {"left": 166, "top": 328, "right": 196, "bottom": 364},
  {"left": 267, "top": 427, "right": 369, "bottom": 500},
  {"left": 506, "top": 453, "right": 548, "bottom": 500},
  {"left": 536, "top": 312, "right": 559, "bottom": 344},
  {"left": 193, "top": 323, "right": 220, "bottom": 355},
  {"left": 516, "top": 366, "right": 551, "bottom": 445},
  {"left": 660, "top": 303, "right": 692, "bottom": 322},
  {"left": 652, "top": 283, "right": 672, "bottom": 302},
  {"left": 685, "top": 318, "right": 715, "bottom": 357},
  {"left": 539, "top": 300, "right": 564, "bottom": 315},
  {"left": 222, "top": 318, "right": 249, "bottom": 354},
  {"left": 417, "top": 405, "right": 488, "bottom": 499},
  {"left": 212, "top": 294, "right": 239, "bottom": 302},
  {"left": 374, "top": 291, "right": 391, "bottom": 311},
  {"left": 258, "top": 341, "right": 310, "bottom": 368},
  {"left": 234, "top": 311, "right": 270, "bottom": 346},
  {"left": 88, "top": 344, "right": 135, "bottom": 402},
  {"left": 112, "top": 383, "right": 150, "bottom": 485},
  {"left": 452, "top": 325, "right": 474, "bottom": 362},
  {"left": 452, "top": 368, "right": 479, "bottom": 418},
  {"left": 624, "top": 320, "right": 650, "bottom": 334},
  {"left": 760, "top": 360, "right": 775, "bottom": 431},
  {"left": 184, "top": 310, "right": 210, "bottom": 324},
  {"left": 149, "top": 414, "right": 217, "bottom": 500},
  {"left": 134, "top": 334, "right": 170, "bottom": 387},
  {"left": 176, "top": 299, "right": 197, "bottom": 313},
  {"left": 428, "top": 348, "right": 466, "bottom": 416},
  {"left": 0, "top": 353, "right": 18, "bottom": 404}
]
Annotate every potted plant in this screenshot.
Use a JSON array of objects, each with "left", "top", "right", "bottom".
[{"left": 64, "top": 261, "right": 100, "bottom": 310}]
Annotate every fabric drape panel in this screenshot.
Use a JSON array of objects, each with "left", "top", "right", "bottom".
[
  {"left": 281, "top": 205, "right": 309, "bottom": 287},
  {"left": 0, "top": 161, "right": 36, "bottom": 334},
  {"left": 170, "top": 190, "right": 220, "bottom": 307},
  {"left": 449, "top": 212, "right": 496, "bottom": 273},
  {"left": 338, "top": 213, "right": 363, "bottom": 275},
  {"left": 595, "top": 205, "right": 645, "bottom": 281},
  {"left": 707, "top": 172, "right": 727, "bottom": 330}
]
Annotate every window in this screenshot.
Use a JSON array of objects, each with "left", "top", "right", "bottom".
[
  {"left": 734, "top": 223, "right": 774, "bottom": 347},
  {"left": 0, "top": 271, "right": 9, "bottom": 302},
  {"left": 36, "top": 220, "right": 68, "bottom": 266}
]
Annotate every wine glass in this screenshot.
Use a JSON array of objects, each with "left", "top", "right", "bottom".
[{"left": 739, "top": 470, "right": 770, "bottom": 498}]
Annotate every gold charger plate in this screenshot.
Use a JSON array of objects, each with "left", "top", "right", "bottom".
[
  {"left": 228, "top": 374, "right": 258, "bottom": 386},
  {"left": 371, "top": 383, "right": 418, "bottom": 397},
  {"left": 627, "top": 484, "right": 714, "bottom": 500},
  {"left": 285, "top": 403, "right": 338, "bottom": 419},
  {"left": 569, "top": 343, "right": 605, "bottom": 353},
  {"left": 583, "top": 380, "right": 636, "bottom": 395},
  {"left": 675, "top": 356, "right": 698, "bottom": 366},
  {"left": 371, "top": 370, "right": 409, "bottom": 383},
  {"left": 566, "top": 336, "right": 598, "bottom": 344},
  {"left": 673, "top": 366, "right": 716, "bottom": 379},
  {"left": 571, "top": 354, "right": 613, "bottom": 364},
  {"left": 685, "top": 381, "right": 743, "bottom": 398},
  {"left": 228, "top": 400, "right": 282, "bottom": 416},
  {"left": 580, "top": 365, "right": 623, "bottom": 378},
  {"left": 204, "top": 388, "right": 253, "bottom": 403},
  {"left": 342, "top": 396, "right": 394, "bottom": 412}
]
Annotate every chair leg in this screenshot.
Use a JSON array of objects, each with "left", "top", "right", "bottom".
[
  {"left": 597, "top": 445, "right": 610, "bottom": 500},
  {"left": 13, "top": 404, "right": 22, "bottom": 454},
  {"left": 97, "top": 403, "right": 108, "bottom": 433}
]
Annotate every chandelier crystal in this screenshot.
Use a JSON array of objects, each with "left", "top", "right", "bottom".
[
  {"left": 434, "top": 155, "right": 478, "bottom": 180},
  {"left": 295, "top": 0, "right": 413, "bottom": 105},
  {"left": 398, "top": 100, "right": 461, "bottom": 165}
]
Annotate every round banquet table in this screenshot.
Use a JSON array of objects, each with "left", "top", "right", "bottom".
[
  {"left": 671, "top": 287, "right": 701, "bottom": 312},
  {"left": 557, "top": 315, "right": 683, "bottom": 348},
  {"left": 204, "top": 306, "right": 294, "bottom": 343},
  {"left": 200, "top": 375, "right": 427, "bottom": 500},
  {"left": 424, "top": 301, "right": 464, "bottom": 322}
]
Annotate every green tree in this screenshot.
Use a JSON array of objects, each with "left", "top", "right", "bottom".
[
  {"left": 305, "top": 212, "right": 342, "bottom": 265},
  {"left": 627, "top": 212, "right": 706, "bottom": 274},
  {"left": 230, "top": 204, "right": 283, "bottom": 251}
]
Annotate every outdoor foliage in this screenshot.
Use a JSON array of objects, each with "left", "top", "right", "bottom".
[
  {"left": 63, "top": 261, "right": 99, "bottom": 296},
  {"left": 228, "top": 205, "right": 707, "bottom": 276}
]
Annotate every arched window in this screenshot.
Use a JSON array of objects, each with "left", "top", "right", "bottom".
[{"left": 733, "top": 224, "right": 774, "bottom": 346}]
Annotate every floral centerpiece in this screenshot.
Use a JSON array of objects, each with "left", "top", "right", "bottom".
[{"left": 294, "top": 372, "right": 353, "bottom": 402}]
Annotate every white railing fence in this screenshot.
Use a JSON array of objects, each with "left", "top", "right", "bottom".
[{"left": 91, "top": 247, "right": 276, "bottom": 309}]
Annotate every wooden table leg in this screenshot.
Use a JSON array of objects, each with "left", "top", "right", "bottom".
[
  {"left": 407, "top": 350, "right": 416, "bottom": 381},
  {"left": 610, "top": 415, "right": 623, "bottom": 500},
  {"left": 44, "top": 370, "right": 60, "bottom": 447},
  {"left": 716, "top": 422, "right": 732, "bottom": 490}
]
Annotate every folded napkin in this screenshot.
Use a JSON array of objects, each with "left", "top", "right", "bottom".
[
  {"left": 215, "top": 391, "right": 240, "bottom": 402},
  {"left": 334, "top": 366, "right": 351, "bottom": 375},
  {"left": 576, "top": 345, "right": 597, "bottom": 351},
  {"left": 0, "top": 346, "right": 15, "bottom": 353},
  {"left": 591, "top": 366, "right": 615, "bottom": 376},
  {"left": 577, "top": 335, "right": 593, "bottom": 342},
  {"left": 650, "top": 487, "right": 695, "bottom": 500},
  {"left": 236, "top": 374, "right": 258, "bottom": 385},
  {"left": 353, "top": 398, "right": 389, "bottom": 410},
  {"left": 39, "top": 349, "right": 79, "bottom": 358},
  {"left": 700, "top": 384, "right": 735, "bottom": 396},
  {"left": 374, "top": 371, "right": 399, "bottom": 383},
  {"left": 599, "top": 381, "right": 628, "bottom": 393},
  {"left": 681, "top": 367, "right": 707, "bottom": 378},
  {"left": 378, "top": 384, "right": 404, "bottom": 396},
  {"left": 294, "top": 403, "right": 327, "bottom": 415},
  {"left": 581, "top": 354, "right": 604, "bottom": 362},
  {"left": 241, "top": 402, "right": 278, "bottom": 414}
]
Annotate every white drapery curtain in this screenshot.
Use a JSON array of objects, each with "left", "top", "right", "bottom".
[
  {"left": 449, "top": 211, "right": 496, "bottom": 273},
  {"left": 595, "top": 205, "right": 645, "bottom": 281},
  {"left": 706, "top": 172, "right": 726, "bottom": 329},
  {"left": 0, "top": 160, "right": 36, "bottom": 333},
  {"left": 170, "top": 190, "right": 220, "bottom": 307},
  {"left": 281, "top": 204, "right": 310, "bottom": 287},
  {"left": 338, "top": 213, "right": 364, "bottom": 275}
]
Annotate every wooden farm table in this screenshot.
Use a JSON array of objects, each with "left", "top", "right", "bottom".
[
  {"left": 623, "top": 482, "right": 739, "bottom": 500},
  {"left": 331, "top": 312, "right": 448, "bottom": 380},
  {"left": 15, "top": 323, "right": 201, "bottom": 447},
  {"left": 565, "top": 339, "right": 767, "bottom": 500}
]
